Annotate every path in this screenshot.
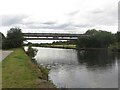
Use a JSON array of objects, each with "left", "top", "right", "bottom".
[{"left": 0, "top": 50, "right": 13, "bottom": 61}]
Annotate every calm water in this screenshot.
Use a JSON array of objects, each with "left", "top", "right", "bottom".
[{"left": 25, "top": 47, "right": 119, "bottom": 88}]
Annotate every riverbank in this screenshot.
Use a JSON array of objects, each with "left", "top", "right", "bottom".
[
  {"left": 24, "top": 43, "right": 120, "bottom": 52},
  {"left": 2, "top": 48, "right": 56, "bottom": 88},
  {"left": 28, "top": 44, "right": 108, "bottom": 50},
  {"left": 28, "top": 44, "right": 76, "bottom": 49}
]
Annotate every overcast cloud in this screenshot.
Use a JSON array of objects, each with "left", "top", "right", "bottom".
[{"left": 0, "top": 0, "right": 119, "bottom": 36}]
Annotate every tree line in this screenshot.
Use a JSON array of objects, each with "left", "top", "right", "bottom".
[
  {"left": 77, "top": 29, "right": 120, "bottom": 51},
  {"left": 2, "top": 27, "right": 24, "bottom": 49},
  {"left": 1, "top": 27, "right": 120, "bottom": 52}
]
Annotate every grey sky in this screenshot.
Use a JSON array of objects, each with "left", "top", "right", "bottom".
[{"left": 0, "top": 0, "right": 119, "bottom": 43}]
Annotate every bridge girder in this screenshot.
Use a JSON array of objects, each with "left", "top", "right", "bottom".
[
  {"left": 24, "top": 38, "right": 78, "bottom": 40},
  {"left": 23, "top": 33, "right": 86, "bottom": 37},
  {"left": 23, "top": 33, "right": 89, "bottom": 40}
]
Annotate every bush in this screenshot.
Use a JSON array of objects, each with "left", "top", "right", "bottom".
[
  {"left": 108, "top": 42, "right": 120, "bottom": 52},
  {"left": 38, "top": 65, "right": 49, "bottom": 80},
  {"left": 26, "top": 44, "right": 38, "bottom": 59}
]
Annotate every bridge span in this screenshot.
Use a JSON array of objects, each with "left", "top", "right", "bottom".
[{"left": 23, "top": 33, "right": 88, "bottom": 40}]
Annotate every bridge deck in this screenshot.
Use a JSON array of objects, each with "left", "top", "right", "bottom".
[
  {"left": 23, "top": 33, "right": 89, "bottom": 40},
  {"left": 23, "top": 33, "right": 85, "bottom": 37},
  {"left": 24, "top": 38, "right": 77, "bottom": 40}
]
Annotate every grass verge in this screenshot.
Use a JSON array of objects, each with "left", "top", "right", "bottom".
[{"left": 2, "top": 48, "right": 56, "bottom": 88}]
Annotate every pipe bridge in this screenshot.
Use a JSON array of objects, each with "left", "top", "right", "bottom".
[{"left": 23, "top": 33, "right": 89, "bottom": 40}]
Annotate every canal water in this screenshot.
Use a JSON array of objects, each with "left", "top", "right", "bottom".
[{"left": 25, "top": 47, "right": 119, "bottom": 88}]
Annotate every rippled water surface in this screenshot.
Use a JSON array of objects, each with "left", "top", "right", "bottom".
[{"left": 25, "top": 47, "right": 119, "bottom": 88}]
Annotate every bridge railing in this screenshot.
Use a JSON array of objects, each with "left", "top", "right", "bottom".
[{"left": 22, "top": 33, "right": 87, "bottom": 37}]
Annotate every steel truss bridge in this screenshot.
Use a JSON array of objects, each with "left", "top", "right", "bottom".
[{"left": 23, "top": 33, "right": 89, "bottom": 40}]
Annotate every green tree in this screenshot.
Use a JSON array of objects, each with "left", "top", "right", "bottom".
[
  {"left": 95, "top": 30, "right": 115, "bottom": 47},
  {"left": 5, "top": 27, "right": 24, "bottom": 49},
  {"left": 77, "top": 29, "right": 115, "bottom": 48},
  {"left": 85, "top": 29, "right": 98, "bottom": 35}
]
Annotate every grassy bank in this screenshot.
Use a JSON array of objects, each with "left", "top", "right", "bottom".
[{"left": 2, "top": 48, "right": 56, "bottom": 88}]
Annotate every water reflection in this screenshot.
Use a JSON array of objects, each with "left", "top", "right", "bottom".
[
  {"left": 25, "top": 47, "right": 119, "bottom": 88},
  {"left": 77, "top": 50, "right": 118, "bottom": 70},
  {"left": 34, "top": 47, "right": 79, "bottom": 66}
]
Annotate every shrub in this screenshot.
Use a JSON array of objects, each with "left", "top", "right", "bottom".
[{"left": 26, "top": 44, "right": 38, "bottom": 59}]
